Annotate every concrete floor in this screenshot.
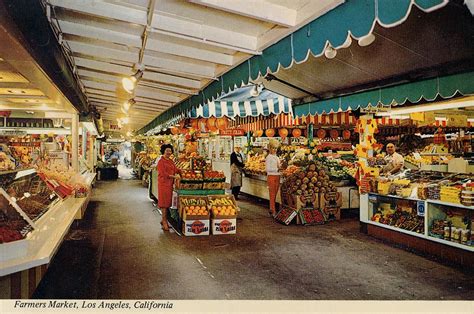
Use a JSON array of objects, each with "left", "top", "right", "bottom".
[{"left": 33, "top": 180, "right": 474, "bottom": 300}]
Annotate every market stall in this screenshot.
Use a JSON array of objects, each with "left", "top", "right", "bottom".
[
  {"left": 0, "top": 118, "right": 95, "bottom": 297},
  {"left": 344, "top": 96, "right": 474, "bottom": 266}
]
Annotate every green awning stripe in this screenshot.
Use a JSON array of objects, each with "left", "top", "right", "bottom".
[
  {"left": 293, "top": 71, "right": 474, "bottom": 116},
  {"left": 138, "top": 0, "right": 448, "bottom": 134}
]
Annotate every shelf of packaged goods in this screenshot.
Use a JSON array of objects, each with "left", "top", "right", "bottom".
[
  {"left": 368, "top": 193, "right": 421, "bottom": 203},
  {"left": 426, "top": 236, "right": 474, "bottom": 252},
  {"left": 366, "top": 221, "right": 426, "bottom": 239},
  {"left": 427, "top": 199, "right": 474, "bottom": 211}
]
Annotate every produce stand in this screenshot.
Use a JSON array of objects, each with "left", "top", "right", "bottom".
[
  {"left": 352, "top": 106, "right": 474, "bottom": 266},
  {"left": 171, "top": 168, "right": 238, "bottom": 236}
]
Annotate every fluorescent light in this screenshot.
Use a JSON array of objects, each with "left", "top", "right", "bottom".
[
  {"left": 389, "top": 115, "right": 410, "bottom": 120},
  {"left": 375, "top": 96, "right": 474, "bottom": 116},
  {"left": 435, "top": 117, "right": 447, "bottom": 121}
]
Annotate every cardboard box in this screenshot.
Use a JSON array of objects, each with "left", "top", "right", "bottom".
[
  {"left": 207, "top": 195, "right": 239, "bottom": 215},
  {"left": 211, "top": 218, "right": 237, "bottom": 235},
  {"left": 178, "top": 195, "right": 208, "bottom": 218},
  {"left": 182, "top": 211, "right": 210, "bottom": 236}
]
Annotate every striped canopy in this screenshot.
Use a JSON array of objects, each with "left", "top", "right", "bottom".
[{"left": 190, "top": 97, "right": 291, "bottom": 118}]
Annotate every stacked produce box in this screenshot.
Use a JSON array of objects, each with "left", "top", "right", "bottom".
[
  {"left": 279, "top": 160, "right": 342, "bottom": 225},
  {"left": 178, "top": 195, "right": 238, "bottom": 236}
]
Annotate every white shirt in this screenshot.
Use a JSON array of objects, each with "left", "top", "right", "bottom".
[
  {"left": 265, "top": 154, "right": 280, "bottom": 176},
  {"left": 384, "top": 152, "right": 404, "bottom": 173}
]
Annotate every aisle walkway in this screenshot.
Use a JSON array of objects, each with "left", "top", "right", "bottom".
[{"left": 34, "top": 180, "right": 474, "bottom": 300}]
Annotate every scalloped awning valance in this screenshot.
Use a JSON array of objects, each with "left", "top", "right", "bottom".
[{"left": 138, "top": 0, "right": 449, "bottom": 134}]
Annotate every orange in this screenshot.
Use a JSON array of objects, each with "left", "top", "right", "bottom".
[
  {"left": 190, "top": 206, "right": 195, "bottom": 211},
  {"left": 217, "top": 206, "right": 222, "bottom": 211},
  {"left": 201, "top": 206, "right": 206, "bottom": 211},
  {"left": 213, "top": 209, "right": 218, "bottom": 216}
]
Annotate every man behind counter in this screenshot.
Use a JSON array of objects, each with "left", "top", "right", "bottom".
[{"left": 383, "top": 143, "right": 404, "bottom": 175}]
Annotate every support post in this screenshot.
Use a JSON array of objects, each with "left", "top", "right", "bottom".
[{"left": 72, "top": 113, "right": 79, "bottom": 171}]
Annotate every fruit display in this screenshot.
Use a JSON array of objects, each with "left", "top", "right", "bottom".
[
  {"left": 371, "top": 201, "right": 424, "bottom": 234},
  {"left": 299, "top": 208, "right": 326, "bottom": 225},
  {"left": 191, "top": 156, "right": 209, "bottom": 170},
  {"left": 10, "top": 146, "right": 34, "bottom": 167},
  {"left": 404, "top": 153, "right": 453, "bottom": 166},
  {"left": 180, "top": 170, "right": 203, "bottom": 181},
  {"left": 0, "top": 151, "right": 16, "bottom": 171},
  {"left": 244, "top": 154, "right": 266, "bottom": 175},
  {"left": 208, "top": 196, "right": 237, "bottom": 217},
  {"left": 203, "top": 170, "right": 225, "bottom": 181},
  {"left": 176, "top": 159, "right": 191, "bottom": 170},
  {"left": 180, "top": 196, "right": 209, "bottom": 217},
  {"left": 274, "top": 206, "right": 298, "bottom": 225},
  {"left": 282, "top": 162, "right": 337, "bottom": 198}
]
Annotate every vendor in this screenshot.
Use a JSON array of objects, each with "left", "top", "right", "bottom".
[
  {"left": 382, "top": 143, "right": 404, "bottom": 175},
  {"left": 230, "top": 145, "right": 245, "bottom": 200}
]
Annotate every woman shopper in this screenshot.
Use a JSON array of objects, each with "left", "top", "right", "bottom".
[
  {"left": 230, "top": 145, "right": 245, "bottom": 200},
  {"left": 265, "top": 143, "right": 280, "bottom": 216},
  {"left": 157, "top": 144, "right": 179, "bottom": 231}
]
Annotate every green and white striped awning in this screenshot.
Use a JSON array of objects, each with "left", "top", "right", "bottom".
[{"left": 190, "top": 97, "right": 291, "bottom": 118}]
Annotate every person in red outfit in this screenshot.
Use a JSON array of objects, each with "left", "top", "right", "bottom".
[{"left": 157, "top": 144, "right": 179, "bottom": 231}]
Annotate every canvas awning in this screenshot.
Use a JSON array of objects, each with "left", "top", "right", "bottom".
[
  {"left": 190, "top": 97, "right": 291, "bottom": 118},
  {"left": 293, "top": 71, "right": 474, "bottom": 116},
  {"left": 139, "top": 0, "right": 451, "bottom": 133}
]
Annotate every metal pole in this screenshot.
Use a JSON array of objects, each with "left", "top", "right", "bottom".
[{"left": 72, "top": 113, "right": 79, "bottom": 171}]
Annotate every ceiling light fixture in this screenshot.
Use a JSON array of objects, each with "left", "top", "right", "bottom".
[
  {"left": 358, "top": 33, "right": 375, "bottom": 47},
  {"left": 122, "top": 68, "right": 144, "bottom": 94},
  {"left": 121, "top": 99, "right": 136, "bottom": 114},
  {"left": 250, "top": 84, "right": 264, "bottom": 97},
  {"left": 324, "top": 45, "right": 337, "bottom": 59}
]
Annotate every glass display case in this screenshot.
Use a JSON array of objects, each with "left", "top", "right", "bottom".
[
  {"left": 427, "top": 201, "right": 472, "bottom": 247},
  {"left": 368, "top": 194, "right": 424, "bottom": 234},
  {"left": 2, "top": 169, "right": 59, "bottom": 223},
  {"left": 0, "top": 189, "right": 33, "bottom": 244}
]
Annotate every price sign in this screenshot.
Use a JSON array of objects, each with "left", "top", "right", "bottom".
[{"left": 417, "top": 201, "right": 425, "bottom": 217}]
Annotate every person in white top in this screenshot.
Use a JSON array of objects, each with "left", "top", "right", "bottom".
[
  {"left": 383, "top": 143, "right": 404, "bottom": 175},
  {"left": 265, "top": 146, "right": 280, "bottom": 216}
]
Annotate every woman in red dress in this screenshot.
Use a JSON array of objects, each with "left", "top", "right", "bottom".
[{"left": 157, "top": 144, "right": 179, "bottom": 231}]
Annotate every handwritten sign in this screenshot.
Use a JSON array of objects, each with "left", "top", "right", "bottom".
[{"left": 218, "top": 129, "right": 245, "bottom": 136}]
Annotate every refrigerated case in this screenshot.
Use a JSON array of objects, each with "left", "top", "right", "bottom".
[{"left": 361, "top": 193, "right": 473, "bottom": 252}]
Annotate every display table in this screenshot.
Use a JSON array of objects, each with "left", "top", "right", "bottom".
[
  {"left": 241, "top": 173, "right": 281, "bottom": 203},
  {"left": 0, "top": 196, "right": 89, "bottom": 298},
  {"left": 360, "top": 193, "right": 474, "bottom": 266}
]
